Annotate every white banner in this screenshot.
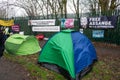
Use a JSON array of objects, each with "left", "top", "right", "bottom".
[
  {"left": 32, "top": 26, "right": 60, "bottom": 32},
  {"left": 28, "top": 19, "right": 55, "bottom": 26}
]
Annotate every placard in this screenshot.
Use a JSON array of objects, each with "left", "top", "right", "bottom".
[
  {"left": 12, "top": 25, "right": 20, "bottom": 32},
  {"left": 32, "top": 26, "right": 60, "bottom": 32},
  {"left": 28, "top": 19, "right": 55, "bottom": 26},
  {"left": 61, "top": 18, "right": 74, "bottom": 28},
  {"left": 92, "top": 30, "right": 104, "bottom": 38}
]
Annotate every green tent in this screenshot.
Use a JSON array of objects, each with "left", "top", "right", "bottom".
[
  {"left": 5, "top": 34, "right": 41, "bottom": 55},
  {"left": 38, "top": 29, "right": 97, "bottom": 79}
]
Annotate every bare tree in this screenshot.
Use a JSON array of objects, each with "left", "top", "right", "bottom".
[
  {"left": 47, "top": 0, "right": 57, "bottom": 19},
  {"left": 69, "top": 0, "right": 92, "bottom": 17},
  {"left": 57, "top": 0, "right": 64, "bottom": 18},
  {"left": 14, "top": 0, "right": 68, "bottom": 18},
  {"left": 14, "top": 0, "right": 64, "bottom": 19},
  {"left": 87, "top": 0, "right": 120, "bottom": 14},
  {"left": 0, "top": 0, "right": 74, "bottom": 19},
  {"left": 13, "top": 0, "right": 49, "bottom": 18},
  {"left": 99, "top": 0, "right": 120, "bottom": 11},
  {"left": 72, "top": 0, "right": 80, "bottom": 18},
  {"left": 0, "top": 1, "right": 9, "bottom": 18},
  {"left": 0, "top": 7, "right": 6, "bottom": 18},
  {"left": 15, "top": 0, "right": 37, "bottom": 16},
  {"left": 57, "top": 0, "right": 68, "bottom": 18},
  {"left": 78, "top": 0, "right": 120, "bottom": 16},
  {"left": 63, "top": 0, "right": 67, "bottom": 18}
]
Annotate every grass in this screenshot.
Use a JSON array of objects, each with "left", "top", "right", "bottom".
[
  {"left": 4, "top": 52, "right": 120, "bottom": 80},
  {"left": 82, "top": 59, "right": 120, "bottom": 80}
]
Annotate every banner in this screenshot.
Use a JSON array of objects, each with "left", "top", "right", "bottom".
[
  {"left": 61, "top": 18, "right": 74, "bottom": 28},
  {"left": 80, "top": 16, "right": 118, "bottom": 28},
  {"left": 92, "top": 30, "right": 104, "bottom": 38},
  {"left": 0, "top": 19, "right": 14, "bottom": 26},
  {"left": 80, "top": 17, "right": 88, "bottom": 28},
  {"left": 12, "top": 25, "right": 20, "bottom": 32},
  {"left": 32, "top": 26, "right": 60, "bottom": 32},
  {"left": 28, "top": 19, "right": 55, "bottom": 26}
]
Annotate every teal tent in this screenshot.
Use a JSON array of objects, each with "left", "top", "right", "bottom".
[
  {"left": 38, "top": 29, "right": 97, "bottom": 80},
  {"left": 5, "top": 34, "right": 41, "bottom": 55}
]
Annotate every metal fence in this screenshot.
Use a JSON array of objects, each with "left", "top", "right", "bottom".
[
  {"left": 82, "top": 10, "right": 120, "bottom": 45},
  {"left": 12, "top": 10, "right": 120, "bottom": 45}
]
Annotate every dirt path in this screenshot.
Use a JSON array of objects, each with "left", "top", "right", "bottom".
[
  {"left": 94, "top": 43, "right": 120, "bottom": 59},
  {"left": 0, "top": 57, "right": 32, "bottom": 80}
]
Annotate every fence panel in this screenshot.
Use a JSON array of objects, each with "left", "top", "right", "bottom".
[{"left": 12, "top": 10, "right": 120, "bottom": 45}]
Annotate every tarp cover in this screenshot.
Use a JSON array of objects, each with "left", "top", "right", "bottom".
[
  {"left": 38, "top": 29, "right": 97, "bottom": 79},
  {"left": 5, "top": 34, "right": 41, "bottom": 55}
]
